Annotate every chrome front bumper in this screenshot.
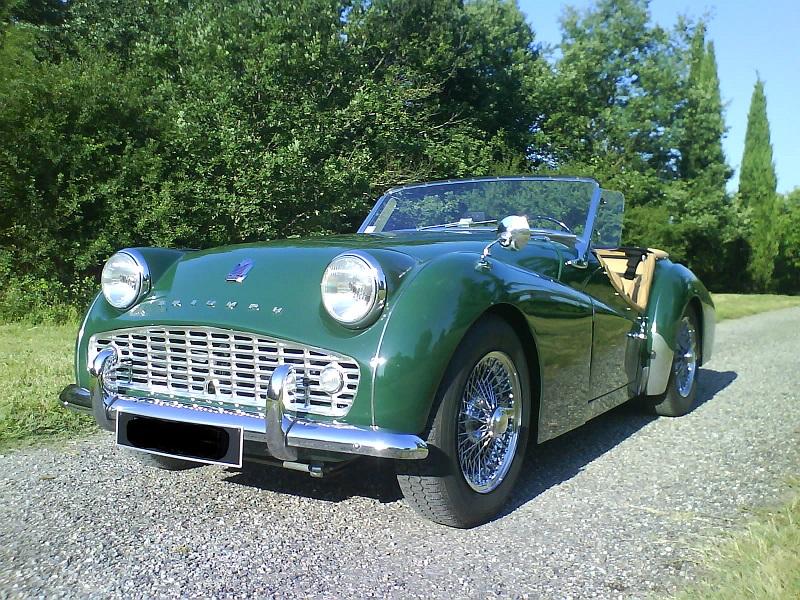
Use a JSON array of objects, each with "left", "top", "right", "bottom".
[{"left": 59, "top": 363, "right": 427, "bottom": 461}]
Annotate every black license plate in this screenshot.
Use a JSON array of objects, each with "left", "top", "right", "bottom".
[{"left": 116, "top": 410, "right": 243, "bottom": 467}]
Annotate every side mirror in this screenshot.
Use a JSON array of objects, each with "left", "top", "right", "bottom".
[
  {"left": 497, "top": 215, "right": 531, "bottom": 251},
  {"left": 479, "top": 215, "right": 531, "bottom": 268}
]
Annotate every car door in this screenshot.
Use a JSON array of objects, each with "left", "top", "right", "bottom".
[
  {"left": 560, "top": 189, "right": 646, "bottom": 417},
  {"left": 585, "top": 190, "right": 644, "bottom": 417},
  {"left": 582, "top": 251, "right": 642, "bottom": 400}
]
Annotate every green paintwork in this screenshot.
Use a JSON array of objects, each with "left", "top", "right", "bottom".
[
  {"left": 371, "top": 248, "right": 594, "bottom": 439},
  {"left": 76, "top": 236, "right": 421, "bottom": 428},
  {"left": 645, "top": 259, "right": 715, "bottom": 361},
  {"left": 73, "top": 227, "right": 714, "bottom": 445}
]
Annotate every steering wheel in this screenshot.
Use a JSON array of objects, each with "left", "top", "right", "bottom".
[{"left": 528, "top": 215, "right": 574, "bottom": 235}]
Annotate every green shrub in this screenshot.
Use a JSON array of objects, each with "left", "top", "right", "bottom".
[{"left": 0, "top": 270, "right": 94, "bottom": 324}]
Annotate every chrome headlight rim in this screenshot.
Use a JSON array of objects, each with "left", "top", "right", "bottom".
[
  {"left": 321, "top": 250, "right": 387, "bottom": 329},
  {"left": 101, "top": 249, "right": 151, "bottom": 310}
]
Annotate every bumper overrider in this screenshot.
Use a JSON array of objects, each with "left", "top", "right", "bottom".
[{"left": 59, "top": 347, "right": 427, "bottom": 465}]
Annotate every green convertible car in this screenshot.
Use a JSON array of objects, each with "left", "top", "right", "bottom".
[{"left": 60, "top": 177, "right": 714, "bottom": 527}]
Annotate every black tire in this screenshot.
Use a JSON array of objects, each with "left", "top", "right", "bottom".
[
  {"left": 649, "top": 305, "right": 701, "bottom": 417},
  {"left": 396, "top": 315, "right": 532, "bottom": 528},
  {"left": 129, "top": 451, "right": 200, "bottom": 471}
]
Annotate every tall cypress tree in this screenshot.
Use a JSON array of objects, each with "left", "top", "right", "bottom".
[
  {"left": 679, "top": 25, "right": 728, "bottom": 193},
  {"left": 739, "top": 78, "right": 779, "bottom": 291},
  {"left": 675, "top": 24, "right": 731, "bottom": 289}
]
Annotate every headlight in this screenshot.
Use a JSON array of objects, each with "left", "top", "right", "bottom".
[
  {"left": 321, "top": 251, "right": 387, "bottom": 328},
  {"left": 101, "top": 250, "right": 151, "bottom": 309}
]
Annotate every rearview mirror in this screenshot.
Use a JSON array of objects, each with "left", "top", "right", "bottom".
[{"left": 498, "top": 215, "right": 531, "bottom": 251}]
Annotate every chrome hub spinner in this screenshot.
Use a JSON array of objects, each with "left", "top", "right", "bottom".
[{"left": 488, "top": 406, "right": 511, "bottom": 438}]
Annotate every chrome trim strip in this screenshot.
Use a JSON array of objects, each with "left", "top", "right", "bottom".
[
  {"left": 123, "top": 249, "right": 152, "bottom": 306},
  {"left": 110, "top": 396, "right": 266, "bottom": 432},
  {"left": 285, "top": 419, "right": 429, "bottom": 460},
  {"left": 646, "top": 331, "right": 674, "bottom": 395},
  {"left": 575, "top": 184, "right": 603, "bottom": 263}
]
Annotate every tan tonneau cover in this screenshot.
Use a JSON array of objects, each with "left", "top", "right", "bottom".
[{"left": 594, "top": 248, "right": 669, "bottom": 312}]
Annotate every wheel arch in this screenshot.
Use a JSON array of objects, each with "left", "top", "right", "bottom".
[
  {"left": 645, "top": 259, "right": 715, "bottom": 395},
  {"left": 483, "top": 303, "right": 542, "bottom": 439}
]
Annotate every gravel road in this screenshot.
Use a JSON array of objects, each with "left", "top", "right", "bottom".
[{"left": 2, "top": 307, "right": 799, "bottom": 599}]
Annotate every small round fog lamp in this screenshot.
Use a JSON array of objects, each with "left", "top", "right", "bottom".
[{"left": 319, "top": 365, "right": 344, "bottom": 394}]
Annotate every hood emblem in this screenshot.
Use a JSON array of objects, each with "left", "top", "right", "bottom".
[{"left": 226, "top": 259, "right": 254, "bottom": 283}]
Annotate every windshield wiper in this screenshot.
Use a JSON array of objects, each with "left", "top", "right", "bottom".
[{"left": 417, "top": 218, "right": 497, "bottom": 231}]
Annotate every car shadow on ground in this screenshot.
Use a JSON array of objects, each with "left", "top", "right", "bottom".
[
  {"left": 222, "top": 368, "right": 737, "bottom": 511},
  {"left": 502, "top": 367, "right": 738, "bottom": 517},
  {"left": 223, "top": 454, "right": 404, "bottom": 504}
]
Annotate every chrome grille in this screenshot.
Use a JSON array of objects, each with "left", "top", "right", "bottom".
[{"left": 89, "top": 326, "right": 360, "bottom": 417}]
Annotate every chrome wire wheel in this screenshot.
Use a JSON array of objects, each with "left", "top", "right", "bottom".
[
  {"left": 673, "top": 316, "right": 698, "bottom": 398},
  {"left": 457, "top": 351, "right": 522, "bottom": 494}
]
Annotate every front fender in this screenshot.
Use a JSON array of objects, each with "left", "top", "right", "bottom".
[
  {"left": 645, "top": 260, "right": 715, "bottom": 395},
  {"left": 370, "top": 252, "right": 594, "bottom": 436},
  {"left": 74, "top": 247, "right": 186, "bottom": 386}
]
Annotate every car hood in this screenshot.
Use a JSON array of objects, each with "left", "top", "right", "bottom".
[
  {"left": 150, "top": 234, "right": 430, "bottom": 305},
  {"left": 91, "top": 231, "right": 570, "bottom": 341},
  {"left": 153, "top": 230, "right": 574, "bottom": 291}
]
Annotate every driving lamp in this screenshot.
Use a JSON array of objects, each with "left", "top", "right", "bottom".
[{"left": 319, "top": 365, "right": 345, "bottom": 394}]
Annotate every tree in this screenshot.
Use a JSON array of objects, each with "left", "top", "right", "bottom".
[
  {"left": 673, "top": 24, "right": 735, "bottom": 289},
  {"left": 679, "top": 26, "right": 728, "bottom": 190},
  {"left": 5, "top": 0, "right": 68, "bottom": 26},
  {"left": 544, "top": 0, "right": 687, "bottom": 192},
  {"left": 0, "top": 0, "right": 554, "bottom": 320},
  {"left": 774, "top": 188, "right": 800, "bottom": 293},
  {"left": 738, "top": 77, "right": 779, "bottom": 291}
]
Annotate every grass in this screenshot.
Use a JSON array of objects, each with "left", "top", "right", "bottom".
[
  {"left": 0, "top": 323, "right": 95, "bottom": 451},
  {"left": 670, "top": 480, "right": 800, "bottom": 600},
  {"left": 712, "top": 293, "right": 800, "bottom": 322}
]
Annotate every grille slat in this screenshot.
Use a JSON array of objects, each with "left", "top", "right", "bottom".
[{"left": 89, "top": 326, "right": 360, "bottom": 418}]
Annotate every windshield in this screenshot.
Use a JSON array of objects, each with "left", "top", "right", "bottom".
[
  {"left": 359, "top": 177, "right": 603, "bottom": 241},
  {"left": 594, "top": 189, "right": 625, "bottom": 248}
]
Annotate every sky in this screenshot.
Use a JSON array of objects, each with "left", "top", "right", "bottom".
[{"left": 518, "top": 0, "right": 800, "bottom": 194}]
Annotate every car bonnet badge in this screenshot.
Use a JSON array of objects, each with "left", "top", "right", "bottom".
[{"left": 226, "top": 258, "right": 254, "bottom": 283}]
